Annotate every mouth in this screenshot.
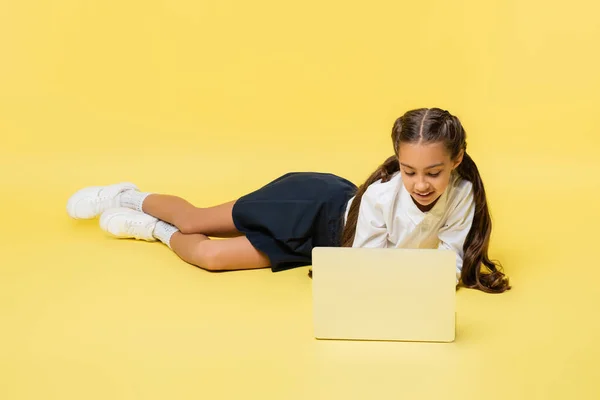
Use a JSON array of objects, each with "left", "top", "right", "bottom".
[{"left": 414, "top": 191, "right": 434, "bottom": 200}]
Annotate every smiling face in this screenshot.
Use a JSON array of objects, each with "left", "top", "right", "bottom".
[{"left": 398, "top": 141, "right": 463, "bottom": 212}]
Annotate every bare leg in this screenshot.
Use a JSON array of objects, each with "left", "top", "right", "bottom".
[
  {"left": 141, "top": 195, "right": 241, "bottom": 238},
  {"left": 169, "top": 232, "right": 271, "bottom": 271}
]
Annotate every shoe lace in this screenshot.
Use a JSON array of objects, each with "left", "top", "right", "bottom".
[
  {"left": 93, "top": 195, "right": 111, "bottom": 215},
  {"left": 124, "top": 220, "right": 144, "bottom": 238},
  {"left": 124, "top": 219, "right": 143, "bottom": 237}
]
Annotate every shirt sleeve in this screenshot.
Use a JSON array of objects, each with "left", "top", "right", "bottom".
[
  {"left": 437, "top": 182, "right": 476, "bottom": 284},
  {"left": 351, "top": 184, "right": 389, "bottom": 248}
]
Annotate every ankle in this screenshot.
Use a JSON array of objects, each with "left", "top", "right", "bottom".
[
  {"left": 120, "top": 190, "right": 152, "bottom": 212},
  {"left": 153, "top": 221, "right": 180, "bottom": 248}
]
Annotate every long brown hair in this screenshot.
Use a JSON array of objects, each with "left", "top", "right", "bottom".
[{"left": 341, "top": 108, "right": 510, "bottom": 293}]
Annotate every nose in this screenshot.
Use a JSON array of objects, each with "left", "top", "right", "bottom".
[{"left": 415, "top": 177, "right": 429, "bottom": 192}]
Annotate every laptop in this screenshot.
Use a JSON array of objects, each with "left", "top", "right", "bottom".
[{"left": 311, "top": 247, "right": 457, "bottom": 343}]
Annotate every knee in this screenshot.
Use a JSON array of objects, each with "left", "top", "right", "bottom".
[{"left": 193, "top": 241, "right": 226, "bottom": 271}]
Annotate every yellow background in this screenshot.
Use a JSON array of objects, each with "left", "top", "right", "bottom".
[{"left": 1, "top": 0, "right": 599, "bottom": 399}]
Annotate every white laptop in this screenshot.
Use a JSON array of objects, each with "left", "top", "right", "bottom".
[{"left": 311, "top": 247, "right": 457, "bottom": 342}]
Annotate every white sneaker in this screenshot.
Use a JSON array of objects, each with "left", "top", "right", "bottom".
[
  {"left": 99, "top": 208, "right": 158, "bottom": 241},
  {"left": 67, "top": 182, "right": 138, "bottom": 219}
]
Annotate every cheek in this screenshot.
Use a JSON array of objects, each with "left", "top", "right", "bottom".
[
  {"left": 433, "top": 176, "right": 452, "bottom": 191},
  {"left": 401, "top": 175, "right": 414, "bottom": 190}
]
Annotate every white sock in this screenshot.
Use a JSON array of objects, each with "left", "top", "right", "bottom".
[
  {"left": 153, "top": 220, "right": 179, "bottom": 249},
  {"left": 119, "top": 190, "right": 152, "bottom": 212}
]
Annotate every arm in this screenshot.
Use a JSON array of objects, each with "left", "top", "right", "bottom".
[
  {"left": 437, "top": 183, "right": 476, "bottom": 284},
  {"left": 351, "top": 185, "right": 388, "bottom": 248}
]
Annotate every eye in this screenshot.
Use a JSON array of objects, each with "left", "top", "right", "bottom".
[
  {"left": 428, "top": 172, "right": 441, "bottom": 177},
  {"left": 403, "top": 171, "right": 415, "bottom": 176}
]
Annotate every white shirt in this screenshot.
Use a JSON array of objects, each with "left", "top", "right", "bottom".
[{"left": 344, "top": 171, "right": 475, "bottom": 283}]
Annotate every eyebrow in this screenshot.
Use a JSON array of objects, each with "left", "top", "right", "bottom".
[{"left": 400, "top": 162, "right": 444, "bottom": 170}]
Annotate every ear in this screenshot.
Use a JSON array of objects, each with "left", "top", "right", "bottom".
[{"left": 452, "top": 150, "right": 464, "bottom": 170}]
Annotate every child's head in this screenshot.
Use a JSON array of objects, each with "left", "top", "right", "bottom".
[
  {"left": 341, "top": 108, "right": 510, "bottom": 293},
  {"left": 392, "top": 108, "right": 465, "bottom": 211}
]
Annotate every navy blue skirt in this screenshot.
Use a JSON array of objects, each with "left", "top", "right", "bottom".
[{"left": 232, "top": 172, "right": 357, "bottom": 272}]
